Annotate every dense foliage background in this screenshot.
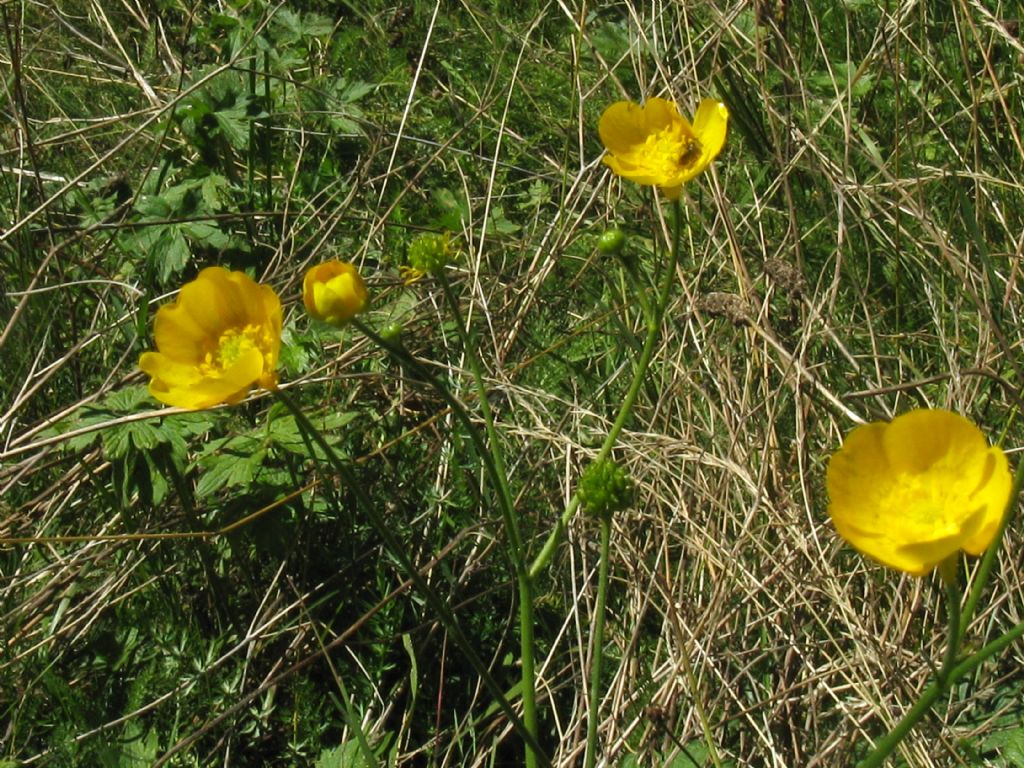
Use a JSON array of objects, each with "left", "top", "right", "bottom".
[{"left": 2, "top": 1, "right": 1024, "bottom": 765}]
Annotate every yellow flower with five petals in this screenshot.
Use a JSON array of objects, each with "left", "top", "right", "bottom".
[
  {"left": 598, "top": 97, "right": 728, "bottom": 199},
  {"left": 826, "top": 409, "right": 1012, "bottom": 576},
  {"left": 139, "top": 267, "right": 282, "bottom": 410}
]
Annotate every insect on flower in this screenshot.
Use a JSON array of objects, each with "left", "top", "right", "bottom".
[{"left": 678, "top": 138, "right": 703, "bottom": 167}]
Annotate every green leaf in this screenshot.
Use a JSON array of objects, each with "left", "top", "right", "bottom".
[
  {"left": 158, "top": 178, "right": 202, "bottom": 210},
  {"left": 181, "top": 220, "right": 232, "bottom": 250},
  {"left": 272, "top": 8, "right": 333, "bottom": 44},
  {"left": 118, "top": 721, "right": 160, "bottom": 767},
  {"left": 432, "top": 187, "right": 470, "bottom": 231},
  {"left": 587, "top": 20, "right": 630, "bottom": 63},
  {"left": 100, "top": 420, "right": 163, "bottom": 460},
  {"left": 211, "top": 94, "right": 252, "bottom": 148},
  {"left": 194, "top": 442, "right": 266, "bottom": 499},
  {"left": 134, "top": 224, "right": 191, "bottom": 282},
  {"left": 314, "top": 743, "right": 367, "bottom": 768},
  {"left": 267, "top": 411, "right": 358, "bottom": 460},
  {"left": 325, "top": 114, "right": 362, "bottom": 135},
  {"left": 487, "top": 205, "right": 519, "bottom": 235},
  {"left": 133, "top": 192, "right": 173, "bottom": 218},
  {"left": 668, "top": 742, "right": 709, "bottom": 766},
  {"left": 335, "top": 77, "right": 374, "bottom": 103},
  {"left": 301, "top": 12, "right": 334, "bottom": 38},
  {"left": 278, "top": 326, "right": 311, "bottom": 376},
  {"left": 105, "top": 387, "right": 152, "bottom": 412},
  {"left": 983, "top": 725, "right": 1024, "bottom": 765},
  {"left": 141, "top": 452, "right": 171, "bottom": 506},
  {"left": 200, "top": 173, "right": 232, "bottom": 210}
]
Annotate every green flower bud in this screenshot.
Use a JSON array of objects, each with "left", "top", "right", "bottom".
[
  {"left": 597, "top": 226, "right": 626, "bottom": 255},
  {"left": 379, "top": 321, "right": 403, "bottom": 343},
  {"left": 578, "top": 459, "right": 634, "bottom": 518},
  {"left": 405, "top": 231, "right": 457, "bottom": 281}
]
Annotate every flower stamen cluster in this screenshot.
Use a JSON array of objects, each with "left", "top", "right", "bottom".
[{"left": 402, "top": 231, "right": 457, "bottom": 284}]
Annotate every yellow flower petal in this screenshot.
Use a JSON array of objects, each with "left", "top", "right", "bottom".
[
  {"left": 826, "top": 409, "right": 1012, "bottom": 576},
  {"left": 960, "top": 447, "right": 1011, "bottom": 554},
  {"left": 643, "top": 97, "right": 688, "bottom": 131},
  {"left": 598, "top": 101, "right": 659, "bottom": 156},
  {"left": 144, "top": 347, "right": 264, "bottom": 409},
  {"left": 181, "top": 267, "right": 247, "bottom": 336},
  {"left": 151, "top": 306, "right": 209, "bottom": 364},
  {"left": 691, "top": 99, "right": 729, "bottom": 168}
]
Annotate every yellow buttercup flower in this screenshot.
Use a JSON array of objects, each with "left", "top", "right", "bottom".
[
  {"left": 826, "top": 409, "right": 1012, "bottom": 576},
  {"left": 598, "top": 97, "right": 728, "bottom": 199},
  {"left": 139, "top": 267, "right": 282, "bottom": 410},
  {"left": 303, "top": 260, "right": 368, "bottom": 326}
]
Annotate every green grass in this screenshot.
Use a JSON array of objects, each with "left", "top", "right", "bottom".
[{"left": 3, "top": 1, "right": 1024, "bottom": 766}]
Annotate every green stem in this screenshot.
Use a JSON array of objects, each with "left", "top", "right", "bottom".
[
  {"left": 436, "top": 273, "right": 538, "bottom": 768},
  {"left": 857, "top": 557, "right": 967, "bottom": 768},
  {"left": 954, "top": 615, "right": 1024, "bottom": 678},
  {"left": 529, "top": 198, "right": 683, "bottom": 581},
  {"left": 351, "top": 319, "right": 514, "bottom": 540},
  {"left": 583, "top": 513, "right": 612, "bottom": 768},
  {"left": 855, "top": 680, "right": 942, "bottom": 768},
  {"left": 959, "top": 456, "right": 1024, "bottom": 646},
  {"left": 273, "top": 388, "right": 550, "bottom": 766},
  {"left": 857, "top": 612, "right": 1024, "bottom": 768},
  {"left": 516, "top": 571, "right": 539, "bottom": 768}
]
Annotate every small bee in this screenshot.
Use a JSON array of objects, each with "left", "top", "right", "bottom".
[{"left": 679, "top": 138, "right": 702, "bottom": 167}]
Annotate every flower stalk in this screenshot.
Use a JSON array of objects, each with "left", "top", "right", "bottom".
[
  {"left": 530, "top": 197, "right": 683, "bottom": 581},
  {"left": 583, "top": 511, "right": 612, "bottom": 768},
  {"left": 579, "top": 198, "right": 683, "bottom": 766},
  {"left": 436, "top": 272, "right": 539, "bottom": 768}
]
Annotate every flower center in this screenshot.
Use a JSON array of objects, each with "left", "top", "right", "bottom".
[
  {"left": 201, "top": 324, "right": 264, "bottom": 377},
  {"left": 644, "top": 125, "right": 703, "bottom": 175}
]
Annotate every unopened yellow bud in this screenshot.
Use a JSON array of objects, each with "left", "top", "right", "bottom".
[{"left": 303, "top": 260, "right": 368, "bottom": 326}]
